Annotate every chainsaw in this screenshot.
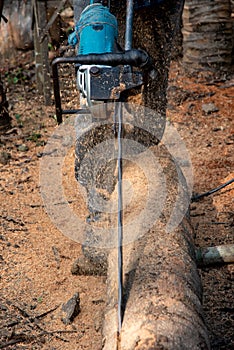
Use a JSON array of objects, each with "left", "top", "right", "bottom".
[{"left": 51, "top": 0, "right": 164, "bottom": 123}]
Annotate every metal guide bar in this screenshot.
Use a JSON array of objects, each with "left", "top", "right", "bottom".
[{"left": 116, "top": 102, "right": 123, "bottom": 334}]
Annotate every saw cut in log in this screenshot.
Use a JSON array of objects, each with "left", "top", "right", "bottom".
[
  {"left": 196, "top": 244, "right": 234, "bottom": 267},
  {"left": 102, "top": 144, "right": 210, "bottom": 350}
]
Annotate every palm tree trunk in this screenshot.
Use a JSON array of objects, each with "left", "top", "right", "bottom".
[{"left": 182, "top": 0, "right": 233, "bottom": 76}]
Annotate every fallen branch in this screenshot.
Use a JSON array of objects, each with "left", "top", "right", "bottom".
[
  {"left": 36, "top": 305, "right": 60, "bottom": 319},
  {"left": 3, "top": 301, "right": 74, "bottom": 344},
  {"left": 0, "top": 338, "right": 28, "bottom": 349},
  {"left": 0, "top": 334, "right": 34, "bottom": 349},
  {"left": 196, "top": 244, "right": 234, "bottom": 267},
  {"left": 45, "top": 330, "right": 77, "bottom": 335}
]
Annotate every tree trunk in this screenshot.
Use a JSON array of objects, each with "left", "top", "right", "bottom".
[
  {"left": 33, "top": 0, "right": 51, "bottom": 105},
  {"left": 182, "top": 0, "right": 233, "bottom": 77},
  {"left": 0, "top": 0, "right": 33, "bottom": 61}
]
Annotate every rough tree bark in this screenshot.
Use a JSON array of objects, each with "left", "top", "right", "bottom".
[{"left": 182, "top": 0, "right": 233, "bottom": 76}]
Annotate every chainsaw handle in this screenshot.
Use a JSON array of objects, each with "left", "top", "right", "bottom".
[
  {"left": 52, "top": 49, "right": 153, "bottom": 70},
  {"left": 52, "top": 49, "right": 155, "bottom": 123}
]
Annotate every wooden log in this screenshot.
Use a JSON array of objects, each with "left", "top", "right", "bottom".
[
  {"left": 196, "top": 244, "right": 234, "bottom": 267},
  {"left": 102, "top": 146, "right": 210, "bottom": 350}
]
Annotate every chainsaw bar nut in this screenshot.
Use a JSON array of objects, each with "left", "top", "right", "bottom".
[{"left": 90, "top": 66, "right": 101, "bottom": 76}]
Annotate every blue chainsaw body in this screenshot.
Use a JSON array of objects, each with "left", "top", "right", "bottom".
[
  {"left": 68, "top": 4, "right": 118, "bottom": 55},
  {"left": 68, "top": 1, "right": 164, "bottom": 54},
  {"left": 66, "top": 1, "right": 159, "bottom": 106}
]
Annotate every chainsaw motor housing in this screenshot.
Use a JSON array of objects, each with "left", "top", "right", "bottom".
[
  {"left": 69, "top": 3, "right": 122, "bottom": 106},
  {"left": 69, "top": 3, "right": 118, "bottom": 55}
]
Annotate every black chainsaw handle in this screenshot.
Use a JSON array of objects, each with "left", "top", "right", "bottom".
[
  {"left": 52, "top": 49, "right": 153, "bottom": 70},
  {"left": 52, "top": 49, "right": 155, "bottom": 123}
]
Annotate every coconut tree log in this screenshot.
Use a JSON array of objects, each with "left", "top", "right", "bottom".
[
  {"left": 102, "top": 146, "right": 210, "bottom": 350},
  {"left": 182, "top": 0, "right": 233, "bottom": 75}
]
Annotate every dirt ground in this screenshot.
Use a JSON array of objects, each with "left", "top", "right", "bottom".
[{"left": 0, "top": 51, "right": 233, "bottom": 350}]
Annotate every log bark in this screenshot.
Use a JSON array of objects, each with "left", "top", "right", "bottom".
[{"left": 102, "top": 146, "right": 210, "bottom": 350}]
